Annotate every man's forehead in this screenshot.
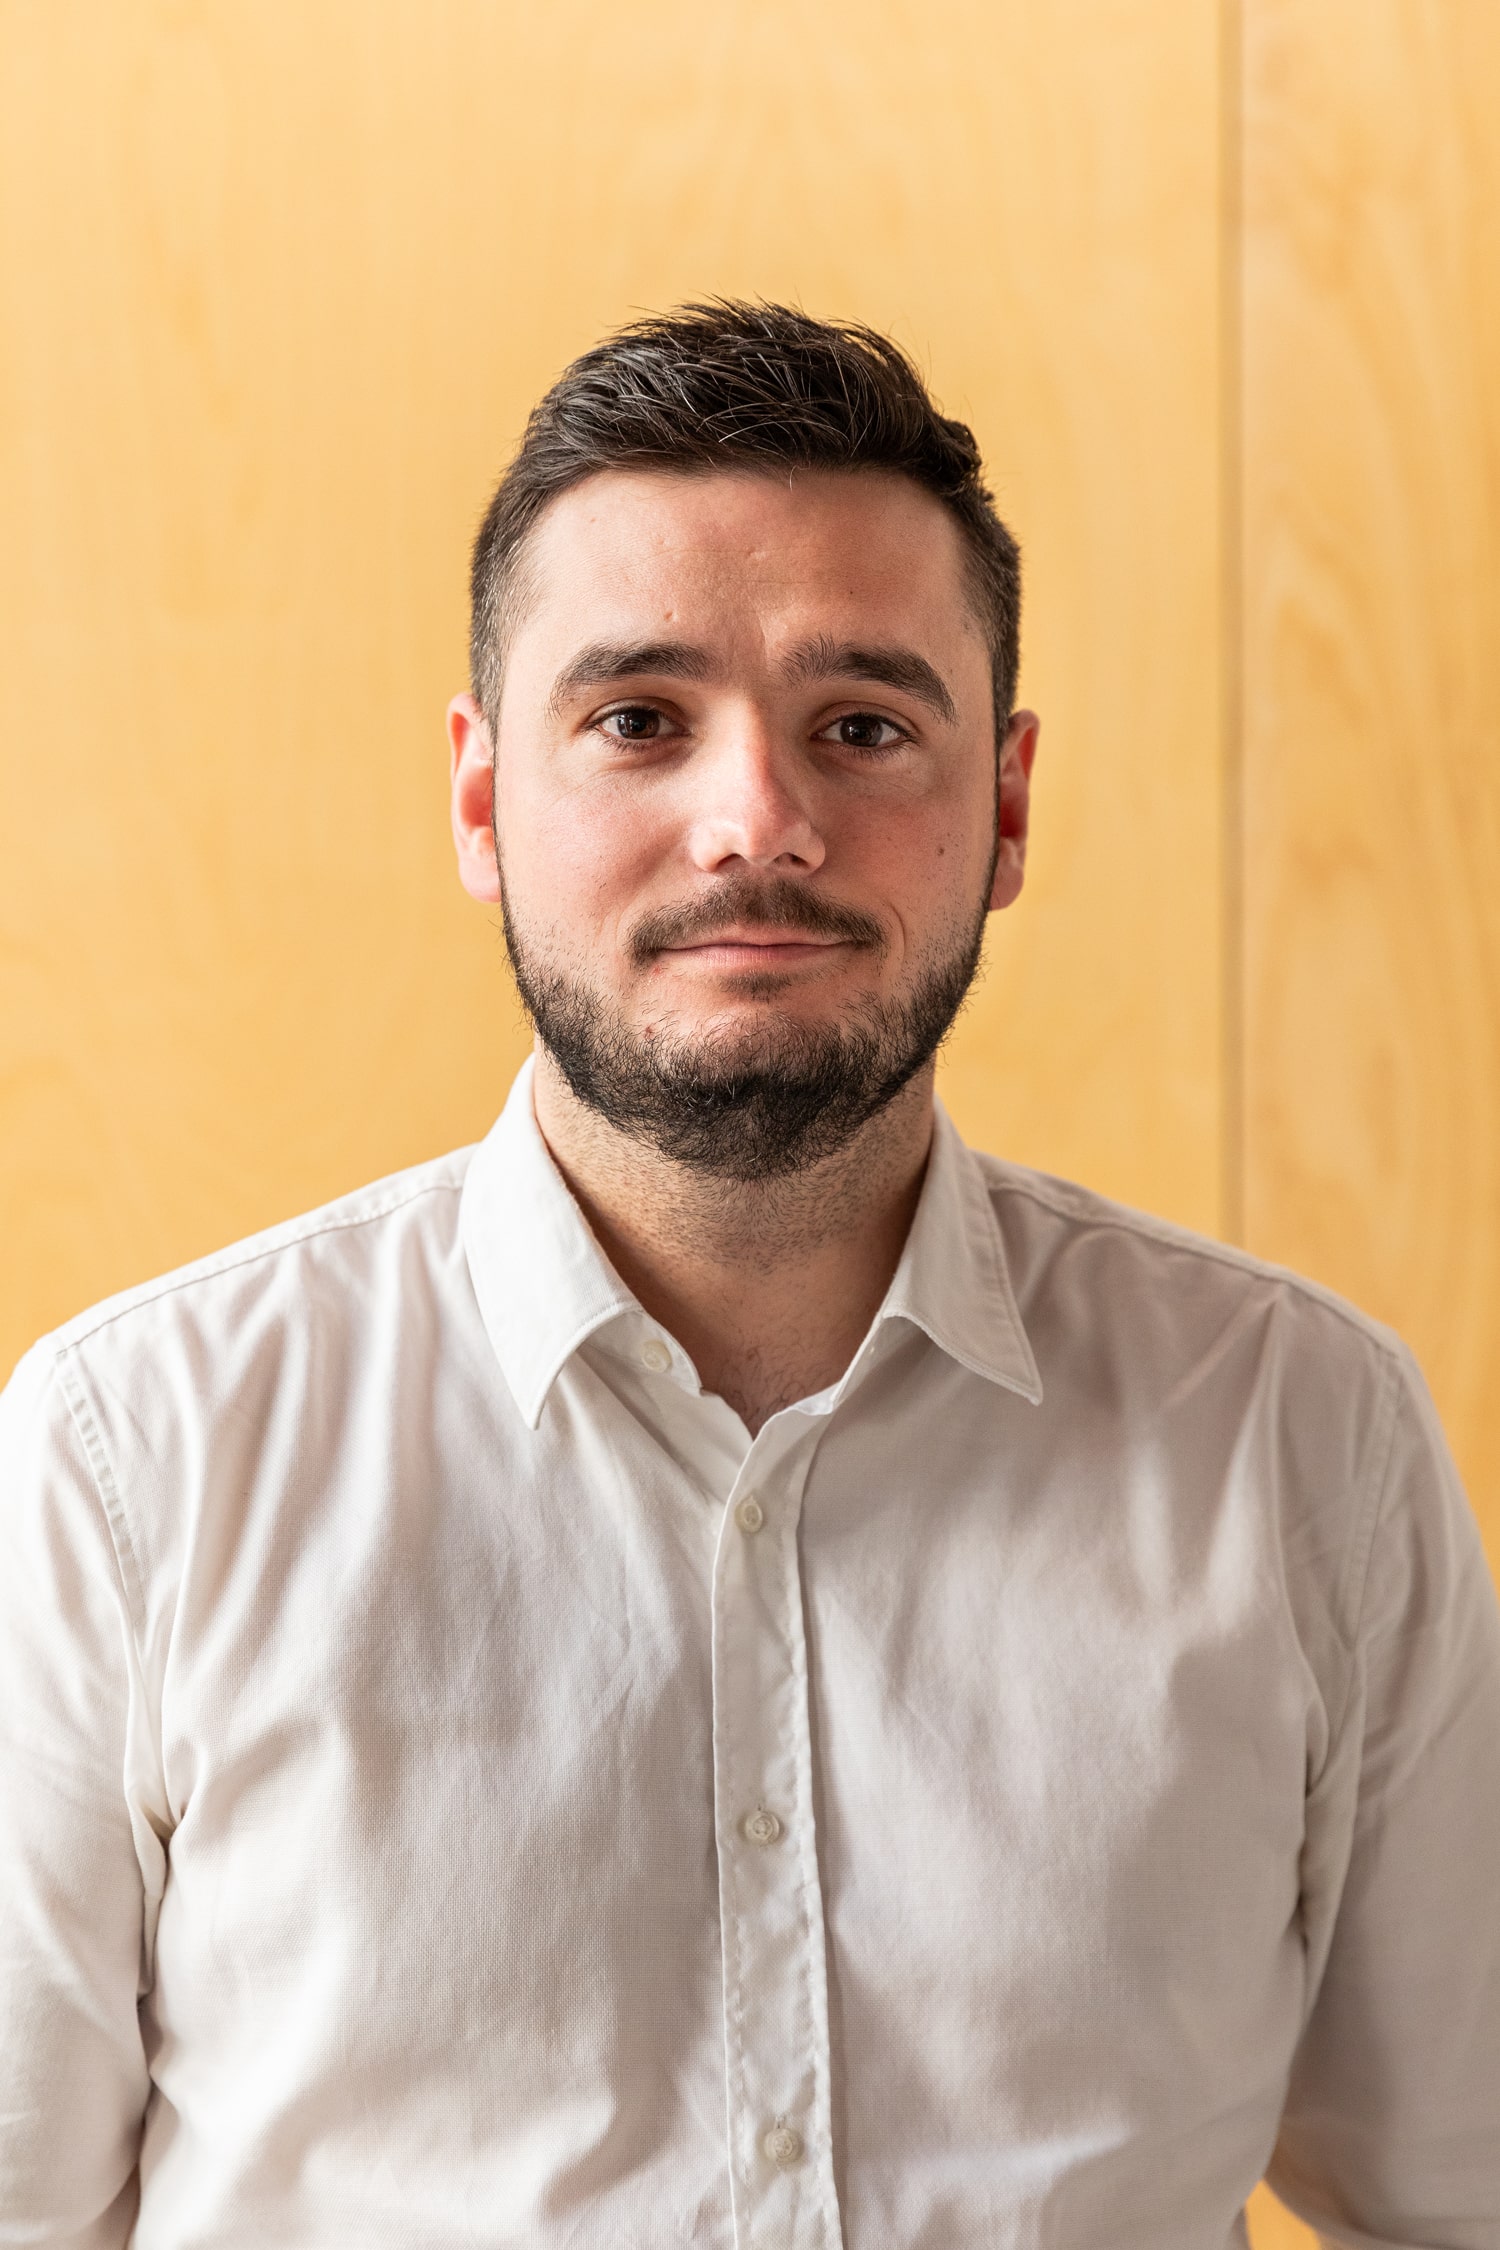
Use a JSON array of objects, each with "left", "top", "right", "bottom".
[{"left": 514, "top": 464, "right": 980, "bottom": 645}]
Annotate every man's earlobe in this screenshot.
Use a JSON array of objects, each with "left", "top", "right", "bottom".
[{"left": 448, "top": 692, "right": 502, "bottom": 904}]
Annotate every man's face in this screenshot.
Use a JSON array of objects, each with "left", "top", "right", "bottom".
[{"left": 450, "top": 465, "right": 1037, "bottom": 1176}]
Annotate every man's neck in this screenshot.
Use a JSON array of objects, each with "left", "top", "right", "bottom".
[{"left": 530, "top": 1050, "right": 936, "bottom": 1435}]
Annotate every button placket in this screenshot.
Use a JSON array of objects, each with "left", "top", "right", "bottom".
[{"left": 711, "top": 1430, "right": 844, "bottom": 2249}]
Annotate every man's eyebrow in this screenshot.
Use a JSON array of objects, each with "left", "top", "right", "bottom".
[
  {"left": 545, "top": 640, "right": 717, "bottom": 720},
  {"left": 781, "top": 636, "right": 958, "bottom": 726}
]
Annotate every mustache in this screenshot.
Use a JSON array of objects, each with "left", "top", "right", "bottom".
[{"left": 628, "top": 879, "right": 886, "bottom": 962}]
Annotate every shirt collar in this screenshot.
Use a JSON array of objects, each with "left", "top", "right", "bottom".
[
  {"left": 460, "top": 1054, "right": 1043, "bottom": 1429},
  {"left": 874, "top": 1096, "right": 1044, "bottom": 1408}
]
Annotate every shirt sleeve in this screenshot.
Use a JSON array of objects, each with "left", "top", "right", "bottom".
[
  {"left": 1266, "top": 1340, "right": 1500, "bottom": 2250},
  {"left": 0, "top": 1341, "right": 158, "bottom": 2248}
]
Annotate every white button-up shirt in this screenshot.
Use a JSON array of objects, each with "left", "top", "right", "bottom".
[{"left": 3, "top": 1059, "right": 1499, "bottom": 2249}]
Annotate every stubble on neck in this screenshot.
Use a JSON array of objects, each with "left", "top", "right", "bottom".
[
  {"left": 530, "top": 1047, "right": 936, "bottom": 1430},
  {"left": 532, "top": 1044, "right": 936, "bottom": 1278}
]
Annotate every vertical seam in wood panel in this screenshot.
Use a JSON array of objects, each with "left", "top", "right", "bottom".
[{"left": 1220, "top": 0, "right": 1246, "bottom": 1247}]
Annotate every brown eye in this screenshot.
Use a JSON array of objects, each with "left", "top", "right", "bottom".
[
  {"left": 601, "top": 706, "right": 665, "bottom": 741},
  {"left": 827, "top": 713, "right": 904, "bottom": 752}
]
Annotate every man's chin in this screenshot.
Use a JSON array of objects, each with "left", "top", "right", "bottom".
[
  {"left": 507, "top": 915, "right": 986, "bottom": 1178},
  {"left": 633, "top": 1002, "right": 864, "bottom": 1070}
]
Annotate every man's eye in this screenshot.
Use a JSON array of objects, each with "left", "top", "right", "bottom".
[
  {"left": 598, "top": 706, "right": 669, "bottom": 742},
  {"left": 822, "top": 713, "right": 907, "bottom": 753}
]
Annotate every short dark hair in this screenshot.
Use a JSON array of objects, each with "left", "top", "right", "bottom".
[{"left": 469, "top": 300, "right": 1021, "bottom": 740}]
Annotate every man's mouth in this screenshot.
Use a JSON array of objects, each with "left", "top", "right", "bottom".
[
  {"left": 660, "top": 926, "right": 850, "bottom": 964},
  {"left": 628, "top": 884, "right": 886, "bottom": 966}
]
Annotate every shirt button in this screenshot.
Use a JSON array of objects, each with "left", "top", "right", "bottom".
[
  {"left": 734, "top": 1494, "right": 765, "bottom": 1534},
  {"left": 742, "top": 1805, "right": 783, "bottom": 1846},
  {"left": 763, "top": 2122, "right": 804, "bottom": 2168},
  {"left": 639, "top": 1338, "right": 672, "bottom": 1374}
]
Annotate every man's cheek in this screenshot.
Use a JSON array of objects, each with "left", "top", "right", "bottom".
[{"left": 551, "top": 811, "right": 672, "bottom": 917}]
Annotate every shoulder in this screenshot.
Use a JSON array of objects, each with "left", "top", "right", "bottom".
[
  {"left": 975, "top": 1148, "right": 1405, "bottom": 1380},
  {"left": 7, "top": 1145, "right": 480, "bottom": 1405},
  {"left": 970, "top": 1151, "right": 1443, "bottom": 1682},
  {"left": 972, "top": 1153, "right": 1414, "bottom": 1530},
  {"left": 0, "top": 1146, "right": 494, "bottom": 1622}
]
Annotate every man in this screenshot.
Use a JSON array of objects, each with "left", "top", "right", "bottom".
[{"left": 2, "top": 302, "right": 1497, "bottom": 2249}]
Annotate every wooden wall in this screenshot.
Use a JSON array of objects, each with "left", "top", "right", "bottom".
[
  {"left": 1239, "top": 20, "right": 1500, "bottom": 2219},
  {"left": 1242, "top": 0, "right": 1500, "bottom": 1599},
  {"left": 2, "top": 9, "right": 1495, "bottom": 2244}
]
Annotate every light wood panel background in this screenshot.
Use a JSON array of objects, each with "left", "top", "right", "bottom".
[
  {"left": 3, "top": 7, "right": 1497, "bottom": 2245},
  {"left": 1242, "top": 0, "right": 1500, "bottom": 1597},
  {"left": 1239, "top": 9, "right": 1500, "bottom": 2237}
]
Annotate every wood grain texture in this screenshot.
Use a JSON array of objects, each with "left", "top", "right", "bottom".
[
  {"left": 0, "top": 0, "right": 1226, "bottom": 1376},
  {"left": 1241, "top": 0, "right": 1500, "bottom": 1591},
  {"left": 1241, "top": 17, "right": 1500, "bottom": 2231}
]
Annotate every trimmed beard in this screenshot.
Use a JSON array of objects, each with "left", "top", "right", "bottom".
[{"left": 499, "top": 865, "right": 994, "bottom": 1182}]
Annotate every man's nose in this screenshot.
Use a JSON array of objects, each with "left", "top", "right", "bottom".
[{"left": 683, "top": 721, "right": 826, "bottom": 875}]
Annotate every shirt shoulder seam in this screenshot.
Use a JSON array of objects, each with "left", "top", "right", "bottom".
[
  {"left": 1321, "top": 1341, "right": 1407, "bottom": 1756},
  {"left": 48, "top": 1350, "right": 176, "bottom": 1842},
  {"left": 52, "top": 1170, "right": 469, "bottom": 1358},
  {"left": 52, "top": 1353, "right": 150, "bottom": 1653},
  {"left": 979, "top": 1161, "right": 1404, "bottom": 1369}
]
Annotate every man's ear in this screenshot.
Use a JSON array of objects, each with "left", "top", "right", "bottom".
[
  {"left": 448, "top": 692, "right": 502, "bottom": 904},
  {"left": 989, "top": 709, "right": 1040, "bottom": 912}
]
